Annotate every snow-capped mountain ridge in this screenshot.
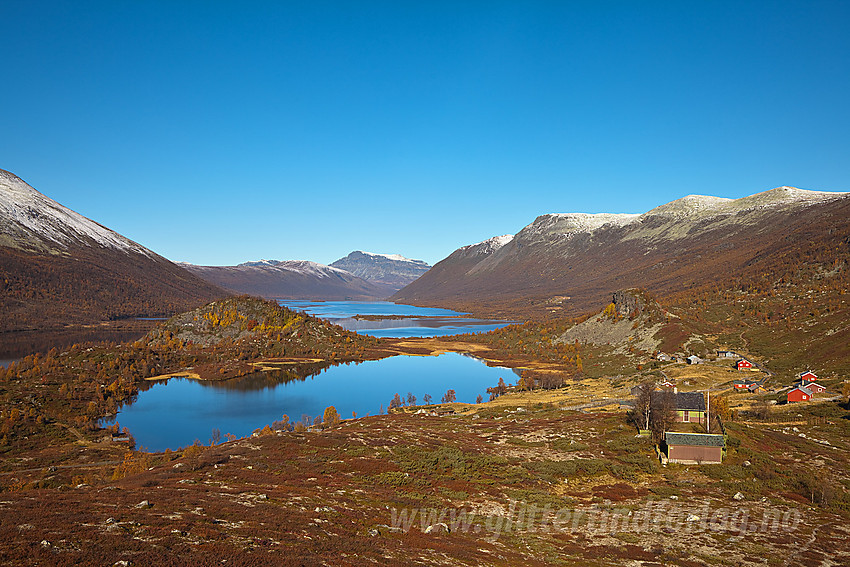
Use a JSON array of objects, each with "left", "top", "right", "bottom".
[
  {"left": 0, "top": 169, "right": 154, "bottom": 257},
  {"left": 393, "top": 185, "right": 850, "bottom": 315},
  {"left": 236, "top": 260, "right": 351, "bottom": 279}
]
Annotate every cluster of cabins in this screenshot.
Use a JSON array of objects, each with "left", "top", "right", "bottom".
[
  {"left": 733, "top": 369, "right": 828, "bottom": 403},
  {"left": 786, "top": 371, "right": 827, "bottom": 402},
  {"left": 635, "top": 350, "right": 839, "bottom": 464}
]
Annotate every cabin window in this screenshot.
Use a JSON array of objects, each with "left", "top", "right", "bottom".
[{"left": 683, "top": 411, "right": 689, "bottom": 422}]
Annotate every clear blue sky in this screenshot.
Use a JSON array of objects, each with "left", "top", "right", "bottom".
[{"left": 2, "top": 1, "right": 849, "bottom": 266}]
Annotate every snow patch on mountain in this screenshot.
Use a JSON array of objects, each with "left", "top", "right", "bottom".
[
  {"left": 461, "top": 234, "right": 514, "bottom": 254},
  {"left": 0, "top": 169, "right": 154, "bottom": 257},
  {"left": 357, "top": 251, "right": 427, "bottom": 265}
]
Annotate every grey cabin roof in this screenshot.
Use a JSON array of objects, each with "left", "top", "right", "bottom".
[
  {"left": 791, "top": 386, "right": 813, "bottom": 396},
  {"left": 651, "top": 391, "right": 706, "bottom": 411},
  {"left": 665, "top": 432, "right": 725, "bottom": 447}
]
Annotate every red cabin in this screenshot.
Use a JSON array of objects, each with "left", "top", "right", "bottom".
[
  {"left": 787, "top": 387, "right": 812, "bottom": 403},
  {"left": 799, "top": 371, "right": 818, "bottom": 382},
  {"left": 736, "top": 359, "right": 755, "bottom": 371}
]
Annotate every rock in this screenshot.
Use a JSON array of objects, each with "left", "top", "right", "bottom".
[
  {"left": 424, "top": 522, "right": 450, "bottom": 534},
  {"left": 733, "top": 492, "right": 744, "bottom": 501},
  {"left": 742, "top": 460, "right": 751, "bottom": 467},
  {"left": 686, "top": 514, "right": 700, "bottom": 522},
  {"left": 105, "top": 517, "right": 116, "bottom": 524},
  {"left": 134, "top": 500, "right": 151, "bottom": 509},
  {"left": 368, "top": 528, "right": 380, "bottom": 537},
  {"left": 669, "top": 495, "right": 678, "bottom": 500},
  {"left": 113, "top": 562, "right": 131, "bottom": 567},
  {"left": 40, "top": 540, "right": 51, "bottom": 548},
  {"left": 516, "top": 407, "right": 527, "bottom": 413}
]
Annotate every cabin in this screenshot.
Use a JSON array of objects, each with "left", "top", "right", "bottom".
[
  {"left": 686, "top": 355, "right": 702, "bottom": 365},
  {"left": 733, "top": 379, "right": 759, "bottom": 390},
  {"left": 747, "top": 382, "right": 767, "bottom": 394},
  {"left": 664, "top": 432, "right": 725, "bottom": 464},
  {"left": 651, "top": 391, "right": 706, "bottom": 424},
  {"left": 787, "top": 386, "right": 813, "bottom": 403},
  {"left": 657, "top": 352, "right": 672, "bottom": 362},
  {"left": 802, "top": 381, "right": 826, "bottom": 394},
  {"left": 736, "top": 359, "right": 757, "bottom": 371},
  {"left": 658, "top": 379, "right": 676, "bottom": 390},
  {"left": 717, "top": 350, "right": 736, "bottom": 359},
  {"left": 799, "top": 371, "right": 818, "bottom": 382}
]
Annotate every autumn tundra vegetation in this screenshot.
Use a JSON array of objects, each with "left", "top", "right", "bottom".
[{"left": 2, "top": 274, "right": 850, "bottom": 565}]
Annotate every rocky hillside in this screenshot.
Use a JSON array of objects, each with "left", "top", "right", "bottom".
[
  {"left": 182, "top": 259, "right": 386, "bottom": 301},
  {"left": 393, "top": 187, "right": 850, "bottom": 318},
  {"left": 330, "top": 251, "right": 430, "bottom": 295},
  {"left": 0, "top": 169, "right": 227, "bottom": 333}
]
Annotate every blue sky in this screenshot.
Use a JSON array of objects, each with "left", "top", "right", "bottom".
[{"left": 2, "top": 1, "right": 849, "bottom": 266}]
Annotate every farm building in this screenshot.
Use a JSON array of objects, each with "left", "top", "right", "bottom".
[
  {"left": 787, "top": 386, "right": 813, "bottom": 403},
  {"left": 664, "top": 432, "right": 725, "bottom": 464},
  {"left": 736, "top": 359, "right": 757, "bottom": 371}
]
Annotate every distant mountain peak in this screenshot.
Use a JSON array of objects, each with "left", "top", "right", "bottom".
[{"left": 330, "top": 250, "right": 430, "bottom": 292}]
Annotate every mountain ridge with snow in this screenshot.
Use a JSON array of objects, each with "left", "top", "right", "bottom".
[{"left": 392, "top": 186, "right": 850, "bottom": 316}]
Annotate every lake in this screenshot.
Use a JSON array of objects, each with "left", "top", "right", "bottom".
[
  {"left": 279, "top": 300, "right": 511, "bottom": 337},
  {"left": 106, "top": 352, "right": 517, "bottom": 452}
]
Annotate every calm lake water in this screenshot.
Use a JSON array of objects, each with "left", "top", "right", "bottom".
[
  {"left": 107, "top": 353, "right": 516, "bottom": 452},
  {"left": 279, "top": 300, "right": 510, "bottom": 337}
]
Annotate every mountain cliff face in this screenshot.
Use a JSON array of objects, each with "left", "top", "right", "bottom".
[
  {"left": 392, "top": 187, "right": 850, "bottom": 317},
  {"left": 182, "top": 259, "right": 387, "bottom": 300},
  {"left": 329, "top": 251, "right": 430, "bottom": 295},
  {"left": 0, "top": 169, "right": 227, "bottom": 333}
]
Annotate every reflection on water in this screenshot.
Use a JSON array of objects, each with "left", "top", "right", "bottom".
[
  {"left": 106, "top": 353, "right": 515, "bottom": 452},
  {"left": 279, "top": 300, "right": 511, "bottom": 338}
]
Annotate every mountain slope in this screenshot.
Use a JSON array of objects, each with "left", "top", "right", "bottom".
[
  {"left": 329, "top": 250, "right": 430, "bottom": 295},
  {"left": 0, "top": 169, "right": 227, "bottom": 333},
  {"left": 182, "top": 259, "right": 387, "bottom": 300},
  {"left": 392, "top": 187, "right": 850, "bottom": 317}
]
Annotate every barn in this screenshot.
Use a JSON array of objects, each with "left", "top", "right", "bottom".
[{"left": 664, "top": 432, "right": 725, "bottom": 464}]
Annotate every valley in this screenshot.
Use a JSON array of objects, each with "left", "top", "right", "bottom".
[{"left": 2, "top": 171, "right": 849, "bottom": 566}]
